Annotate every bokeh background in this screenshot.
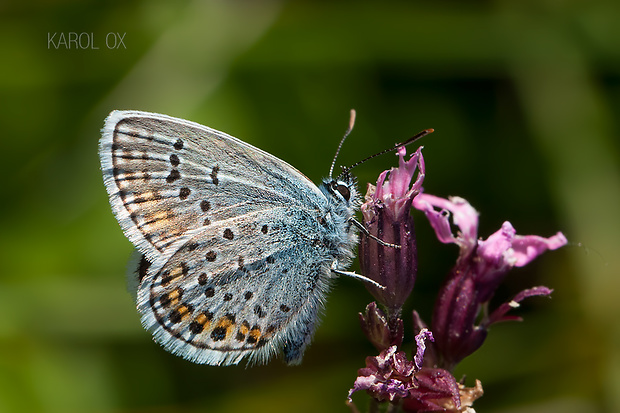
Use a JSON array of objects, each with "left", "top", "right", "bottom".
[{"left": 2, "top": 1, "right": 619, "bottom": 412}]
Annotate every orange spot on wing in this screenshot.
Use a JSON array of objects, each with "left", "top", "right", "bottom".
[
  {"left": 168, "top": 288, "right": 182, "bottom": 305},
  {"left": 195, "top": 312, "right": 209, "bottom": 326},
  {"left": 248, "top": 327, "right": 261, "bottom": 343},
  {"left": 177, "top": 305, "right": 190, "bottom": 317}
]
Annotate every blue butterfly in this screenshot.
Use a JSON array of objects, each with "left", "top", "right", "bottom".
[{"left": 100, "top": 110, "right": 385, "bottom": 365}]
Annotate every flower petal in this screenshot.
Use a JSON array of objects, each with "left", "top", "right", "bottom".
[
  {"left": 375, "top": 147, "right": 425, "bottom": 203},
  {"left": 477, "top": 221, "right": 517, "bottom": 268},
  {"left": 486, "top": 286, "right": 554, "bottom": 325},
  {"left": 412, "top": 311, "right": 439, "bottom": 368},
  {"left": 413, "top": 328, "right": 434, "bottom": 370},
  {"left": 413, "top": 194, "right": 479, "bottom": 255},
  {"left": 512, "top": 232, "right": 568, "bottom": 267}
]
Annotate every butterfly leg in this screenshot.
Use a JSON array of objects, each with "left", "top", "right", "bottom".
[
  {"left": 330, "top": 261, "right": 385, "bottom": 290},
  {"left": 349, "top": 218, "right": 401, "bottom": 249}
]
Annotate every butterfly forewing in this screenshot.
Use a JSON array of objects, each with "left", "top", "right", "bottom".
[{"left": 100, "top": 110, "right": 323, "bottom": 262}]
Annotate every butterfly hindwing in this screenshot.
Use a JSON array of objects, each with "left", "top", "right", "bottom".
[{"left": 135, "top": 205, "right": 333, "bottom": 365}]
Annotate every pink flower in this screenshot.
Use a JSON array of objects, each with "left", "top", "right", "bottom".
[
  {"left": 351, "top": 143, "right": 566, "bottom": 411},
  {"left": 359, "top": 147, "right": 425, "bottom": 313},
  {"left": 347, "top": 330, "right": 460, "bottom": 408},
  {"left": 413, "top": 194, "right": 567, "bottom": 369}
]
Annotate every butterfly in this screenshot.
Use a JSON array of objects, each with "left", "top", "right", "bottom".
[{"left": 99, "top": 110, "right": 382, "bottom": 366}]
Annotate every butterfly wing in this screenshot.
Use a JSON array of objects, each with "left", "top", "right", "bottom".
[
  {"left": 135, "top": 203, "right": 335, "bottom": 366},
  {"left": 99, "top": 110, "right": 324, "bottom": 263},
  {"left": 100, "top": 110, "right": 335, "bottom": 365}
]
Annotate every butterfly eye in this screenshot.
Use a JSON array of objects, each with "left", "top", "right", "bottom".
[{"left": 336, "top": 184, "right": 351, "bottom": 201}]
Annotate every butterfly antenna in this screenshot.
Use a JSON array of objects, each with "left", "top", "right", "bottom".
[
  {"left": 329, "top": 109, "right": 356, "bottom": 178},
  {"left": 340, "top": 128, "right": 434, "bottom": 176}
]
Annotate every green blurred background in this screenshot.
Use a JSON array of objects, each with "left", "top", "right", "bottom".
[{"left": 1, "top": 1, "right": 619, "bottom": 412}]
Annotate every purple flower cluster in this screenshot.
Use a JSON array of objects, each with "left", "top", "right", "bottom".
[
  {"left": 348, "top": 330, "right": 464, "bottom": 411},
  {"left": 348, "top": 146, "right": 567, "bottom": 412}
]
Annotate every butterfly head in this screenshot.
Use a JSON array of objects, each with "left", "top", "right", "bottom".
[
  {"left": 321, "top": 171, "right": 360, "bottom": 211},
  {"left": 318, "top": 172, "right": 360, "bottom": 272}
]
